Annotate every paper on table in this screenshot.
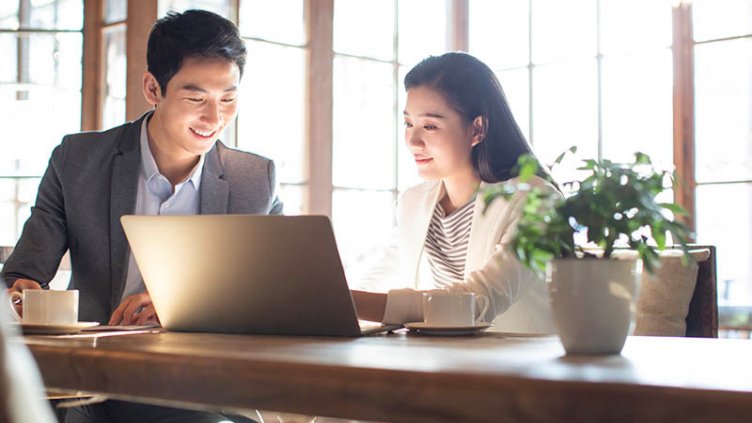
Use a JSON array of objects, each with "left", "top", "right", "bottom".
[{"left": 81, "top": 324, "right": 161, "bottom": 332}]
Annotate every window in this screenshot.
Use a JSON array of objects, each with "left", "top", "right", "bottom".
[
  {"left": 0, "top": 0, "right": 83, "bottom": 246},
  {"left": 102, "top": 0, "right": 126, "bottom": 129},
  {"left": 159, "top": 0, "right": 231, "bottom": 18},
  {"left": 469, "top": 0, "right": 673, "bottom": 183},
  {"left": 467, "top": 0, "right": 752, "bottom": 305},
  {"left": 331, "top": 0, "right": 447, "bottom": 279},
  {"left": 236, "top": 0, "right": 307, "bottom": 215},
  {"left": 1, "top": 0, "right": 749, "bottom": 306},
  {"left": 692, "top": 0, "right": 752, "bottom": 304}
]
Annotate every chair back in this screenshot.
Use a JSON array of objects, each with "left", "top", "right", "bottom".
[
  {"left": 685, "top": 245, "right": 718, "bottom": 337},
  {"left": 0, "top": 246, "right": 70, "bottom": 271},
  {"left": 0, "top": 246, "right": 13, "bottom": 265}
]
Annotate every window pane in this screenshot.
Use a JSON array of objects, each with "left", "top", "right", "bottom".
[
  {"left": 600, "top": 0, "right": 672, "bottom": 54},
  {"left": 602, "top": 49, "right": 673, "bottom": 167},
  {"left": 0, "top": 87, "right": 81, "bottom": 176},
  {"left": 531, "top": 0, "right": 596, "bottom": 64},
  {"left": 26, "top": 32, "right": 82, "bottom": 89},
  {"left": 237, "top": 41, "right": 306, "bottom": 184},
  {"left": 693, "top": 0, "right": 752, "bottom": 42},
  {"left": 0, "top": 33, "right": 83, "bottom": 90},
  {"left": 496, "top": 68, "right": 530, "bottom": 142},
  {"left": 22, "top": 0, "right": 83, "bottom": 30},
  {"left": 695, "top": 39, "right": 752, "bottom": 183},
  {"left": 0, "top": 35, "right": 15, "bottom": 82},
  {"left": 0, "top": 33, "right": 82, "bottom": 176},
  {"left": 397, "top": 0, "right": 448, "bottom": 66},
  {"left": 532, "top": 60, "right": 597, "bottom": 179},
  {"left": 278, "top": 184, "right": 304, "bottom": 215},
  {"left": 0, "top": 178, "right": 39, "bottom": 246},
  {"left": 334, "top": 0, "right": 394, "bottom": 60},
  {"left": 102, "top": 26, "right": 126, "bottom": 130},
  {"left": 333, "top": 56, "right": 396, "bottom": 190},
  {"left": 469, "top": 0, "right": 529, "bottom": 69},
  {"left": 105, "top": 0, "right": 127, "bottom": 23},
  {"left": 0, "top": 2, "right": 19, "bottom": 29},
  {"left": 159, "top": 0, "right": 232, "bottom": 18},
  {"left": 396, "top": 66, "right": 422, "bottom": 192},
  {"left": 239, "top": 0, "right": 305, "bottom": 45},
  {"left": 332, "top": 189, "right": 395, "bottom": 282},
  {"left": 696, "top": 183, "right": 752, "bottom": 304}
]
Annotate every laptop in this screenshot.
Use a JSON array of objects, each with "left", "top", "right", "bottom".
[{"left": 120, "top": 214, "right": 399, "bottom": 337}]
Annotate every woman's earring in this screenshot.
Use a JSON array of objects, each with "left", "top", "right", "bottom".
[{"left": 471, "top": 134, "right": 485, "bottom": 147}]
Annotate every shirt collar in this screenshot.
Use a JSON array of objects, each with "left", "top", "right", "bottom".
[{"left": 139, "top": 117, "right": 205, "bottom": 190}]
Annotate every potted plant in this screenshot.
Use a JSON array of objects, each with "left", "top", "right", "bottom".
[{"left": 484, "top": 147, "right": 693, "bottom": 355}]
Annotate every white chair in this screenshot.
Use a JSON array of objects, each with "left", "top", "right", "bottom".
[
  {"left": 633, "top": 245, "right": 718, "bottom": 338},
  {"left": 1, "top": 294, "right": 57, "bottom": 423}
]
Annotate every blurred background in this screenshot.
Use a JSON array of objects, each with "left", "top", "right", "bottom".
[{"left": 1, "top": 0, "right": 750, "bottom": 309}]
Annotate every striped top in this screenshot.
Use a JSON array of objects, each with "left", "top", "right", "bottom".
[{"left": 424, "top": 199, "right": 476, "bottom": 288}]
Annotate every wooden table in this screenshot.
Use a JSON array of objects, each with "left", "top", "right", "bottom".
[{"left": 21, "top": 330, "right": 752, "bottom": 422}]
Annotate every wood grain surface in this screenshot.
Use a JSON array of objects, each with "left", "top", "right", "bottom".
[{"left": 21, "top": 331, "right": 752, "bottom": 422}]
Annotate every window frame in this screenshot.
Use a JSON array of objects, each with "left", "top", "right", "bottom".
[{"left": 77, "top": 0, "right": 718, "bottom": 232}]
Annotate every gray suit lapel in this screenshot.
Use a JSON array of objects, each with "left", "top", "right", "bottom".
[
  {"left": 109, "top": 115, "right": 145, "bottom": 310},
  {"left": 200, "top": 144, "right": 229, "bottom": 214}
]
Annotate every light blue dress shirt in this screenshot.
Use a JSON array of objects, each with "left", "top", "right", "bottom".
[{"left": 120, "top": 118, "right": 205, "bottom": 302}]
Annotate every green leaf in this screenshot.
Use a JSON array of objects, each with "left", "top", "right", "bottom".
[
  {"left": 482, "top": 147, "right": 694, "bottom": 275},
  {"left": 515, "top": 155, "right": 540, "bottom": 182},
  {"left": 551, "top": 146, "right": 577, "bottom": 167},
  {"left": 658, "top": 202, "right": 688, "bottom": 216},
  {"left": 634, "top": 152, "right": 652, "bottom": 165}
]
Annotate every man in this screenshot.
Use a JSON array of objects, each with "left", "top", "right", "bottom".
[{"left": 3, "top": 9, "right": 279, "bottom": 422}]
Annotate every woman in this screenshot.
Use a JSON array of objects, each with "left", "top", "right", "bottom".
[{"left": 351, "top": 52, "right": 556, "bottom": 334}]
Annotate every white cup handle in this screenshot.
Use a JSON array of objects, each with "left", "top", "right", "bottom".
[
  {"left": 475, "top": 295, "right": 489, "bottom": 323},
  {"left": 8, "top": 291, "right": 22, "bottom": 321}
]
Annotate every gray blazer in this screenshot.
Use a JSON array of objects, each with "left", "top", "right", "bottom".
[{"left": 2, "top": 112, "right": 283, "bottom": 323}]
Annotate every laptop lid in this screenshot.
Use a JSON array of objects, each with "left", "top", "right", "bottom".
[{"left": 120, "top": 214, "right": 382, "bottom": 337}]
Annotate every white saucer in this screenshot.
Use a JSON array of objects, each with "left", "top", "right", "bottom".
[
  {"left": 404, "top": 322, "right": 492, "bottom": 336},
  {"left": 16, "top": 321, "right": 100, "bottom": 335}
]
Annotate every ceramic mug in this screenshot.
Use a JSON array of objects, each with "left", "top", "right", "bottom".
[
  {"left": 8, "top": 289, "right": 79, "bottom": 325},
  {"left": 422, "top": 292, "right": 489, "bottom": 327}
]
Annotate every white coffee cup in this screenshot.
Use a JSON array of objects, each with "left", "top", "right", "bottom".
[
  {"left": 8, "top": 289, "right": 79, "bottom": 325},
  {"left": 422, "top": 292, "right": 489, "bottom": 327}
]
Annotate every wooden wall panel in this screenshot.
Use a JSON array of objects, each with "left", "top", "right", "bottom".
[{"left": 125, "top": 0, "right": 157, "bottom": 122}]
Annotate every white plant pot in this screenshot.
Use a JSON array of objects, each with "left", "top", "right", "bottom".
[{"left": 549, "top": 258, "right": 640, "bottom": 355}]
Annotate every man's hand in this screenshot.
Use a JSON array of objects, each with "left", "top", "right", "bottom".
[
  {"left": 6, "top": 279, "right": 42, "bottom": 317},
  {"left": 109, "top": 292, "right": 159, "bottom": 326}
]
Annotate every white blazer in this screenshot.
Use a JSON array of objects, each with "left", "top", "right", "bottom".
[{"left": 359, "top": 177, "right": 556, "bottom": 334}]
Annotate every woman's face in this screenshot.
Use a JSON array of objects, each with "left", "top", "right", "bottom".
[{"left": 404, "top": 86, "right": 480, "bottom": 182}]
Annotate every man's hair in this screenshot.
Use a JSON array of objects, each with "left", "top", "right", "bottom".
[{"left": 146, "top": 9, "right": 246, "bottom": 94}]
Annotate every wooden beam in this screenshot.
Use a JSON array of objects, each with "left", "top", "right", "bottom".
[
  {"left": 125, "top": 0, "right": 157, "bottom": 122},
  {"left": 305, "top": 0, "right": 334, "bottom": 216},
  {"left": 81, "top": 0, "right": 103, "bottom": 131},
  {"left": 16, "top": 0, "right": 31, "bottom": 101},
  {"left": 450, "top": 0, "right": 469, "bottom": 51},
  {"left": 672, "top": 2, "right": 696, "bottom": 235}
]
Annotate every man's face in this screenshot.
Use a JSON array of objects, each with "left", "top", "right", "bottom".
[{"left": 145, "top": 57, "right": 240, "bottom": 158}]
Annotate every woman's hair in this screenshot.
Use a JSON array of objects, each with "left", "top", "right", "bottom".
[
  {"left": 404, "top": 52, "right": 543, "bottom": 183},
  {"left": 147, "top": 9, "right": 247, "bottom": 95}
]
